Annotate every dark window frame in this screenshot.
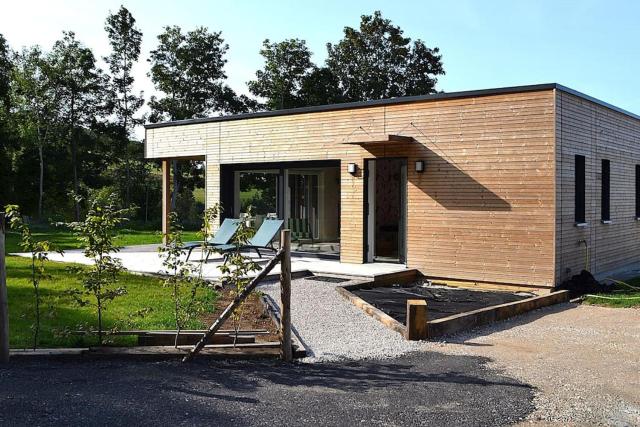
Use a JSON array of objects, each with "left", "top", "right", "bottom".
[
  {"left": 601, "top": 159, "right": 610, "bottom": 222},
  {"left": 636, "top": 165, "right": 640, "bottom": 219},
  {"left": 575, "top": 155, "right": 586, "bottom": 224}
]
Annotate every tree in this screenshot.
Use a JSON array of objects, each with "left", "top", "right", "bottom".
[
  {"left": 0, "top": 34, "right": 15, "bottom": 208},
  {"left": 49, "top": 32, "right": 106, "bottom": 220},
  {"left": 104, "top": 6, "right": 144, "bottom": 209},
  {"left": 248, "top": 38, "right": 315, "bottom": 110},
  {"left": 67, "top": 194, "right": 131, "bottom": 344},
  {"left": 148, "top": 26, "right": 246, "bottom": 211},
  {"left": 299, "top": 66, "right": 344, "bottom": 106},
  {"left": 11, "top": 46, "right": 61, "bottom": 219},
  {"left": 5, "top": 205, "right": 58, "bottom": 349},
  {"left": 326, "top": 11, "right": 444, "bottom": 101}
]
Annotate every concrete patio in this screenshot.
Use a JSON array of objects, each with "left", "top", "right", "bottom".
[{"left": 13, "top": 244, "right": 406, "bottom": 280}]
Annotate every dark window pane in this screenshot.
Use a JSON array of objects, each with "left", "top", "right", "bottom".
[
  {"left": 601, "top": 159, "right": 610, "bottom": 221},
  {"left": 575, "top": 155, "right": 585, "bottom": 223}
]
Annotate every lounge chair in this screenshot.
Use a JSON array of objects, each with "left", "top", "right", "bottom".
[
  {"left": 182, "top": 218, "right": 240, "bottom": 261},
  {"left": 214, "top": 218, "right": 284, "bottom": 258}
]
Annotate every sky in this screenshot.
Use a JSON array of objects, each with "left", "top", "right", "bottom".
[{"left": 2, "top": 0, "right": 639, "bottom": 138}]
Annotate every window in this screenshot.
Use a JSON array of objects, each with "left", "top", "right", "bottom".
[
  {"left": 601, "top": 159, "right": 610, "bottom": 222},
  {"left": 575, "top": 155, "right": 586, "bottom": 224},
  {"left": 636, "top": 165, "right": 640, "bottom": 218}
]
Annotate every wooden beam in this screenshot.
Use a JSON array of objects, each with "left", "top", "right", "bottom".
[
  {"left": 0, "top": 214, "right": 9, "bottom": 363},
  {"left": 161, "top": 160, "right": 171, "bottom": 244},
  {"left": 182, "top": 248, "right": 284, "bottom": 362},
  {"left": 279, "top": 229, "right": 292, "bottom": 362},
  {"left": 405, "top": 300, "right": 428, "bottom": 341}
]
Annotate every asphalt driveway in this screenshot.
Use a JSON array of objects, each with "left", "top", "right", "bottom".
[{"left": 0, "top": 351, "right": 533, "bottom": 426}]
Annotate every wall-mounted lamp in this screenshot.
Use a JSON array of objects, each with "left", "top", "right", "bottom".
[
  {"left": 415, "top": 160, "right": 425, "bottom": 173},
  {"left": 347, "top": 163, "right": 358, "bottom": 175}
]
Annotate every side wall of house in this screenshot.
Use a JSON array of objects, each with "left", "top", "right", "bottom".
[
  {"left": 555, "top": 91, "right": 640, "bottom": 283},
  {"left": 147, "top": 90, "right": 557, "bottom": 287}
]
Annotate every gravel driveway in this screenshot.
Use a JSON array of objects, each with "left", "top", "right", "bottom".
[
  {"left": 260, "top": 276, "right": 424, "bottom": 362},
  {"left": 435, "top": 303, "right": 640, "bottom": 425}
]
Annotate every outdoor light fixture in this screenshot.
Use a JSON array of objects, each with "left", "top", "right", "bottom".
[
  {"left": 347, "top": 163, "right": 358, "bottom": 175},
  {"left": 415, "top": 160, "right": 425, "bottom": 173}
]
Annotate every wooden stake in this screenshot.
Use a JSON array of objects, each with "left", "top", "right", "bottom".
[
  {"left": 0, "top": 214, "right": 9, "bottom": 363},
  {"left": 182, "top": 249, "right": 284, "bottom": 362},
  {"left": 406, "top": 299, "right": 428, "bottom": 341},
  {"left": 279, "top": 229, "right": 292, "bottom": 362},
  {"left": 161, "top": 159, "right": 171, "bottom": 245}
]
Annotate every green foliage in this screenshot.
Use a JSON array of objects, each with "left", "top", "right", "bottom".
[
  {"left": 66, "top": 194, "right": 133, "bottom": 344},
  {"left": 218, "top": 207, "right": 261, "bottom": 345},
  {"left": 248, "top": 38, "right": 315, "bottom": 110},
  {"left": 583, "top": 279, "right": 640, "bottom": 308},
  {"left": 5, "top": 204, "right": 59, "bottom": 349},
  {"left": 6, "top": 255, "right": 213, "bottom": 348},
  {"left": 159, "top": 211, "right": 216, "bottom": 347},
  {"left": 326, "top": 10, "right": 444, "bottom": 101}
]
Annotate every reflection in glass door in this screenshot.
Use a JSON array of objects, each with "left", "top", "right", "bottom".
[{"left": 287, "top": 171, "right": 319, "bottom": 241}]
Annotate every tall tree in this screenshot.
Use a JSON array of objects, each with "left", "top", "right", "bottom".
[
  {"left": 11, "top": 46, "right": 62, "bottom": 219},
  {"left": 326, "top": 11, "right": 444, "bottom": 101},
  {"left": 248, "top": 38, "right": 315, "bottom": 110},
  {"left": 148, "top": 26, "right": 244, "bottom": 210},
  {"left": 104, "top": 6, "right": 144, "bottom": 208},
  {"left": 0, "top": 33, "right": 14, "bottom": 208},
  {"left": 49, "top": 31, "right": 106, "bottom": 220}
]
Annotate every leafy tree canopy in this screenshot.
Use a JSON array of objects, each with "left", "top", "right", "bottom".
[{"left": 326, "top": 10, "right": 444, "bottom": 101}]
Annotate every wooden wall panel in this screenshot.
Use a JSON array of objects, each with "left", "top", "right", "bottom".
[
  {"left": 556, "top": 91, "right": 640, "bottom": 282},
  {"left": 146, "top": 90, "right": 557, "bottom": 286}
]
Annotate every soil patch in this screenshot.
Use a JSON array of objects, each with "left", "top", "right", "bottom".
[
  {"left": 352, "top": 283, "right": 534, "bottom": 323},
  {"left": 201, "top": 289, "right": 279, "bottom": 343}
]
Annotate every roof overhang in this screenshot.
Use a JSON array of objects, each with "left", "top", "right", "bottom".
[{"left": 343, "top": 134, "right": 415, "bottom": 145}]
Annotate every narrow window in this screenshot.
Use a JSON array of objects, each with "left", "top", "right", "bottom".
[
  {"left": 575, "top": 155, "right": 585, "bottom": 223},
  {"left": 601, "top": 159, "right": 610, "bottom": 222},
  {"left": 636, "top": 165, "right": 640, "bottom": 218}
]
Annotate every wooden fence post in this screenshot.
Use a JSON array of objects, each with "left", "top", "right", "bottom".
[
  {"left": 0, "top": 213, "right": 9, "bottom": 363},
  {"left": 406, "top": 299, "right": 428, "bottom": 341},
  {"left": 279, "top": 229, "right": 292, "bottom": 362}
]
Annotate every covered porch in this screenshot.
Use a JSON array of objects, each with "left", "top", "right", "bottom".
[{"left": 160, "top": 158, "right": 341, "bottom": 257}]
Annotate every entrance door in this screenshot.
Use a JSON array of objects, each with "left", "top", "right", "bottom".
[{"left": 365, "top": 158, "right": 407, "bottom": 263}]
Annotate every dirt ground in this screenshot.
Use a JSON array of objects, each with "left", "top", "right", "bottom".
[
  {"left": 202, "top": 290, "right": 279, "bottom": 343},
  {"left": 433, "top": 303, "right": 640, "bottom": 425}
]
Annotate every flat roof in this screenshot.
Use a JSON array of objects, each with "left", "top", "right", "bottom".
[{"left": 144, "top": 83, "right": 640, "bottom": 130}]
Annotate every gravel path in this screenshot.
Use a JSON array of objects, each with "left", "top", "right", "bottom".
[
  {"left": 260, "top": 277, "right": 424, "bottom": 362},
  {"left": 433, "top": 303, "right": 640, "bottom": 425}
]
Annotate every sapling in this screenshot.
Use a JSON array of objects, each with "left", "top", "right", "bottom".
[
  {"left": 218, "top": 209, "right": 261, "bottom": 346},
  {"left": 4, "top": 205, "right": 59, "bottom": 349},
  {"left": 67, "top": 195, "right": 131, "bottom": 345},
  {"left": 159, "top": 212, "right": 214, "bottom": 347}
]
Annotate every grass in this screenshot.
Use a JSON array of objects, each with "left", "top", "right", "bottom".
[
  {"left": 5, "top": 227, "right": 200, "bottom": 254},
  {"left": 583, "top": 278, "right": 640, "bottom": 308},
  {"left": 6, "top": 255, "right": 216, "bottom": 348}
]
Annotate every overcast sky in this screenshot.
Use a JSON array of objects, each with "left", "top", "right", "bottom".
[{"left": 2, "top": 0, "right": 639, "bottom": 139}]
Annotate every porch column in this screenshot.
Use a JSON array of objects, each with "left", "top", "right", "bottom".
[{"left": 162, "top": 159, "right": 171, "bottom": 244}]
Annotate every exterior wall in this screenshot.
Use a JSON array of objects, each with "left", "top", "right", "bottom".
[
  {"left": 146, "top": 90, "right": 557, "bottom": 287},
  {"left": 555, "top": 91, "right": 640, "bottom": 283}
]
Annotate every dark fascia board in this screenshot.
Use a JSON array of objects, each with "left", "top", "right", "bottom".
[{"left": 144, "top": 83, "right": 640, "bottom": 130}]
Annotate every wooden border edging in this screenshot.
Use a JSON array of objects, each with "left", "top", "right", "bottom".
[
  {"left": 335, "top": 286, "right": 407, "bottom": 336},
  {"left": 427, "top": 290, "right": 570, "bottom": 338},
  {"left": 336, "top": 270, "right": 571, "bottom": 341}
]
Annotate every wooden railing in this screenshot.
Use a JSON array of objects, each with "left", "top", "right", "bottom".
[{"left": 183, "top": 229, "right": 292, "bottom": 362}]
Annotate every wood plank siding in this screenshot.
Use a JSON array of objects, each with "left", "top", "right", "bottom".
[
  {"left": 555, "top": 91, "right": 640, "bottom": 282},
  {"left": 146, "top": 89, "right": 558, "bottom": 287}
]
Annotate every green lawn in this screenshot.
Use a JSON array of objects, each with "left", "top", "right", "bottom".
[
  {"left": 583, "top": 278, "right": 640, "bottom": 308},
  {"left": 6, "top": 255, "right": 216, "bottom": 348},
  {"left": 5, "top": 227, "right": 200, "bottom": 254}
]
